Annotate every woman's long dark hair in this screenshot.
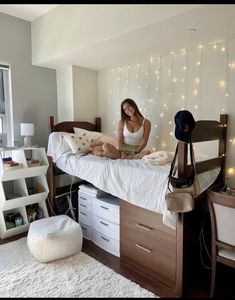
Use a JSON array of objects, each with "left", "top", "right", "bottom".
[{"left": 121, "top": 98, "right": 144, "bottom": 122}]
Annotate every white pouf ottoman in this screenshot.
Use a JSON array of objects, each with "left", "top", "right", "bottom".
[{"left": 27, "top": 215, "right": 83, "bottom": 263}]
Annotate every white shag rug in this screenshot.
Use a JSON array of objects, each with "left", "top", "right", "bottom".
[{"left": 0, "top": 237, "right": 158, "bottom": 298}]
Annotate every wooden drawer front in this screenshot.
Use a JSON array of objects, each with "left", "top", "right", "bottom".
[
  {"left": 92, "top": 214, "right": 119, "bottom": 241},
  {"left": 120, "top": 200, "right": 177, "bottom": 286},
  {"left": 93, "top": 198, "right": 120, "bottom": 224},
  {"left": 79, "top": 207, "right": 92, "bottom": 225},
  {"left": 79, "top": 192, "right": 93, "bottom": 206},
  {"left": 121, "top": 200, "right": 176, "bottom": 236},
  {"left": 80, "top": 222, "right": 92, "bottom": 240},
  {"left": 121, "top": 237, "right": 176, "bottom": 287},
  {"left": 93, "top": 229, "right": 120, "bottom": 257},
  {"left": 121, "top": 218, "right": 176, "bottom": 262}
]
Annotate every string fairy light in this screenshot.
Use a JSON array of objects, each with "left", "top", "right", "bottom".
[
  {"left": 105, "top": 39, "right": 232, "bottom": 151},
  {"left": 184, "top": 50, "right": 189, "bottom": 108},
  {"left": 169, "top": 52, "right": 175, "bottom": 96},
  {"left": 225, "top": 41, "right": 230, "bottom": 97}
]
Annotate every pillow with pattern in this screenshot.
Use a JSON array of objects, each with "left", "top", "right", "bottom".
[
  {"left": 73, "top": 127, "right": 103, "bottom": 142},
  {"left": 63, "top": 132, "right": 91, "bottom": 155}
]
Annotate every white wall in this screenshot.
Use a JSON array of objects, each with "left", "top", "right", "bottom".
[
  {"left": 0, "top": 12, "right": 57, "bottom": 148},
  {"left": 56, "top": 65, "right": 74, "bottom": 122},
  {"left": 73, "top": 66, "right": 98, "bottom": 123},
  {"left": 98, "top": 39, "right": 235, "bottom": 186}
]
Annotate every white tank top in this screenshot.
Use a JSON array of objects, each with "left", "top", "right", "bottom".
[{"left": 123, "top": 119, "right": 145, "bottom": 146}]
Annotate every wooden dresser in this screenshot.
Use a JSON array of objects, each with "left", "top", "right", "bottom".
[{"left": 120, "top": 200, "right": 177, "bottom": 288}]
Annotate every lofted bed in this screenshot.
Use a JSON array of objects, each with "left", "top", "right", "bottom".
[{"left": 47, "top": 114, "right": 228, "bottom": 297}]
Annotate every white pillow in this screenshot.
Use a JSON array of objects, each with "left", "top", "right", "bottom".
[
  {"left": 63, "top": 132, "right": 91, "bottom": 155},
  {"left": 73, "top": 127, "right": 103, "bottom": 141},
  {"left": 47, "top": 132, "right": 71, "bottom": 162}
]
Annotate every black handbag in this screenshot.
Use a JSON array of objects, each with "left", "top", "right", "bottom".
[{"left": 168, "top": 141, "right": 195, "bottom": 189}]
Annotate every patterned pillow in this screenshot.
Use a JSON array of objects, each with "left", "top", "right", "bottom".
[
  {"left": 73, "top": 127, "right": 103, "bottom": 142},
  {"left": 63, "top": 133, "right": 91, "bottom": 155}
]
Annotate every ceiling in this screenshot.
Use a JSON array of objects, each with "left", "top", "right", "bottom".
[
  {"left": 0, "top": 4, "right": 57, "bottom": 21},
  {"left": 0, "top": 4, "right": 235, "bottom": 70}
]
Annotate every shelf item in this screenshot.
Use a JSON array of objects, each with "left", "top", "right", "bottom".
[
  {"left": 27, "top": 159, "right": 41, "bottom": 167},
  {"left": 0, "top": 147, "right": 49, "bottom": 239},
  {"left": 4, "top": 162, "right": 22, "bottom": 171}
]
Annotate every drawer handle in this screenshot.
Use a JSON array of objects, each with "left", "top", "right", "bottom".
[
  {"left": 100, "top": 221, "right": 108, "bottom": 226},
  {"left": 135, "top": 243, "right": 152, "bottom": 253},
  {"left": 80, "top": 197, "right": 87, "bottom": 200},
  {"left": 100, "top": 205, "right": 109, "bottom": 210},
  {"left": 136, "top": 223, "right": 153, "bottom": 232},
  {"left": 101, "top": 236, "right": 109, "bottom": 242},
  {"left": 80, "top": 212, "right": 87, "bottom": 216},
  {"left": 80, "top": 204, "right": 87, "bottom": 208}
]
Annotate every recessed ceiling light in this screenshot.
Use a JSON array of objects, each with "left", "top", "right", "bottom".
[{"left": 186, "top": 28, "right": 197, "bottom": 33}]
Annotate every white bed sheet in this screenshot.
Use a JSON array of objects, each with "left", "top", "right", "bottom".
[{"left": 47, "top": 132, "right": 220, "bottom": 229}]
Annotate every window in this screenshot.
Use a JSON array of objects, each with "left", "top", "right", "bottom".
[{"left": 0, "top": 65, "right": 13, "bottom": 147}]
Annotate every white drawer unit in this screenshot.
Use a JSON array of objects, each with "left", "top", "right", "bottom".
[
  {"left": 92, "top": 214, "right": 119, "bottom": 239},
  {"left": 93, "top": 229, "right": 120, "bottom": 257},
  {"left": 92, "top": 195, "right": 120, "bottom": 257},
  {"left": 79, "top": 192, "right": 93, "bottom": 206},
  {"left": 92, "top": 196, "right": 120, "bottom": 224},
  {"left": 80, "top": 222, "right": 93, "bottom": 240},
  {"left": 78, "top": 188, "right": 120, "bottom": 257},
  {"left": 78, "top": 193, "right": 92, "bottom": 225}
]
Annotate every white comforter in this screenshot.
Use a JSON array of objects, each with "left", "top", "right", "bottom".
[{"left": 47, "top": 132, "right": 220, "bottom": 229}]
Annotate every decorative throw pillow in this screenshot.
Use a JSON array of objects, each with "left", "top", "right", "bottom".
[
  {"left": 63, "top": 133, "right": 91, "bottom": 155},
  {"left": 73, "top": 127, "right": 103, "bottom": 142}
]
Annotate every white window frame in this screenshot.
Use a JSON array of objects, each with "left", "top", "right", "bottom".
[{"left": 0, "top": 65, "right": 14, "bottom": 147}]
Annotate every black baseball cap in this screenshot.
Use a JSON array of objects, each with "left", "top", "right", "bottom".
[{"left": 174, "top": 110, "right": 195, "bottom": 143}]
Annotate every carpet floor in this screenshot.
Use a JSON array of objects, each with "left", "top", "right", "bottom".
[{"left": 0, "top": 237, "right": 158, "bottom": 298}]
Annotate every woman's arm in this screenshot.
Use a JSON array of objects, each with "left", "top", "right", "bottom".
[
  {"left": 135, "top": 119, "right": 151, "bottom": 153},
  {"left": 117, "top": 120, "right": 124, "bottom": 151}
]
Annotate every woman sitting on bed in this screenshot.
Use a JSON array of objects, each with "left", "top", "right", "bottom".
[{"left": 90, "top": 98, "right": 151, "bottom": 159}]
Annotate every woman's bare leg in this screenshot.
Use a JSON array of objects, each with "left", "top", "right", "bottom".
[
  {"left": 131, "top": 150, "right": 151, "bottom": 159},
  {"left": 91, "top": 145, "right": 104, "bottom": 157},
  {"left": 102, "top": 143, "right": 121, "bottom": 159}
]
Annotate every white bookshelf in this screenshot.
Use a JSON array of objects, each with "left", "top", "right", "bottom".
[{"left": 0, "top": 147, "right": 49, "bottom": 239}]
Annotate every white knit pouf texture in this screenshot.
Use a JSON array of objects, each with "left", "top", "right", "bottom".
[{"left": 27, "top": 215, "right": 83, "bottom": 263}]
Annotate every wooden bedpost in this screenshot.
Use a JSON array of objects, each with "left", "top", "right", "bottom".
[
  {"left": 95, "top": 117, "right": 101, "bottom": 132},
  {"left": 47, "top": 115, "right": 57, "bottom": 215},
  {"left": 48, "top": 116, "right": 55, "bottom": 133},
  {"left": 218, "top": 114, "right": 228, "bottom": 185}
]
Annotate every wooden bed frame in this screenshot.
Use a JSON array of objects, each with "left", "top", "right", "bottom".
[{"left": 47, "top": 114, "right": 228, "bottom": 297}]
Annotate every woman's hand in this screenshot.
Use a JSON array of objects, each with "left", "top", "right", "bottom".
[
  {"left": 118, "top": 143, "right": 124, "bottom": 151},
  {"left": 120, "top": 151, "right": 126, "bottom": 159}
]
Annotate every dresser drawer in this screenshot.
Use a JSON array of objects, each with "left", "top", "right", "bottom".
[
  {"left": 121, "top": 200, "right": 175, "bottom": 236},
  {"left": 93, "top": 196, "right": 120, "bottom": 224},
  {"left": 79, "top": 207, "right": 92, "bottom": 225},
  {"left": 121, "top": 236, "right": 176, "bottom": 287},
  {"left": 79, "top": 201, "right": 92, "bottom": 212},
  {"left": 93, "top": 229, "right": 120, "bottom": 257},
  {"left": 92, "top": 214, "right": 119, "bottom": 240},
  {"left": 80, "top": 222, "right": 92, "bottom": 240},
  {"left": 121, "top": 216, "right": 176, "bottom": 260},
  {"left": 120, "top": 200, "right": 177, "bottom": 287},
  {"left": 78, "top": 192, "right": 94, "bottom": 206}
]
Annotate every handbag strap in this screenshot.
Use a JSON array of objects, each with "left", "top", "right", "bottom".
[
  {"left": 169, "top": 143, "right": 178, "bottom": 177},
  {"left": 168, "top": 139, "right": 196, "bottom": 181}
]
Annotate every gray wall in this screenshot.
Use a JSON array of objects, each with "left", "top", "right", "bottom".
[{"left": 0, "top": 12, "right": 57, "bottom": 148}]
